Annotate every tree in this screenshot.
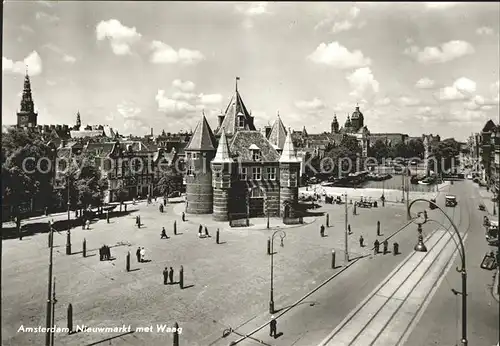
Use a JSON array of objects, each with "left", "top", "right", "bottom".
[
  {"left": 323, "top": 135, "right": 361, "bottom": 175},
  {"left": 368, "top": 139, "right": 389, "bottom": 163},
  {"left": 430, "top": 138, "right": 460, "bottom": 174},
  {"left": 156, "top": 169, "right": 183, "bottom": 196},
  {"left": 407, "top": 138, "right": 425, "bottom": 159}
]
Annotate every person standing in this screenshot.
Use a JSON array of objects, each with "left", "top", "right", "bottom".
[
  {"left": 204, "top": 226, "right": 210, "bottom": 237},
  {"left": 383, "top": 240, "right": 388, "bottom": 255},
  {"left": 161, "top": 227, "right": 168, "bottom": 239},
  {"left": 269, "top": 316, "right": 277, "bottom": 338},
  {"left": 374, "top": 240, "right": 380, "bottom": 255},
  {"left": 163, "top": 267, "right": 168, "bottom": 285},
  {"left": 320, "top": 225, "right": 325, "bottom": 237},
  {"left": 168, "top": 267, "right": 174, "bottom": 284},
  {"left": 136, "top": 247, "right": 141, "bottom": 262}
]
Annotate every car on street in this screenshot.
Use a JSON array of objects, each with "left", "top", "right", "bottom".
[
  {"left": 486, "top": 220, "right": 498, "bottom": 245},
  {"left": 445, "top": 195, "right": 458, "bottom": 207}
]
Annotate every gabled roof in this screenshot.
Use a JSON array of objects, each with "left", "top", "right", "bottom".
[
  {"left": 482, "top": 119, "right": 497, "bottom": 133},
  {"left": 216, "top": 83, "right": 256, "bottom": 136},
  {"left": 268, "top": 114, "right": 287, "bottom": 149},
  {"left": 280, "top": 131, "right": 299, "bottom": 163},
  {"left": 185, "top": 114, "right": 217, "bottom": 151},
  {"left": 229, "top": 131, "right": 280, "bottom": 162},
  {"left": 213, "top": 128, "right": 233, "bottom": 163}
]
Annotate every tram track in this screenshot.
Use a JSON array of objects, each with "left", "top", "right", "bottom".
[{"left": 319, "top": 190, "right": 471, "bottom": 346}]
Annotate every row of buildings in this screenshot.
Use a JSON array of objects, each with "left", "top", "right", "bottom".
[
  {"left": 468, "top": 120, "right": 500, "bottom": 196},
  {"left": 7, "top": 72, "right": 430, "bottom": 221}
]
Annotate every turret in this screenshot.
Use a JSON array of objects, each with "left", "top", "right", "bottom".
[
  {"left": 211, "top": 129, "right": 234, "bottom": 221},
  {"left": 75, "top": 111, "right": 81, "bottom": 130},
  {"left": 331, "top": 114, "right": 339, "bottom": 134},
  {"left": 279, "top": 129, "right": 300, "bottom": 218},
  {"left": 184, "top": 113, "right": 217, "bottom": 214}
]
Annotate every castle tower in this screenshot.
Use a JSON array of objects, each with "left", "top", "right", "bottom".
[
  {"left": 279, "top": 129, "right": 300, "bottom": 218},
  {"left": 344, "top": 114, "right": 351, "bottom": 131},
  {"left": 331, "top": 114, "right": 339, "bottom": 134},
  {"left": 216, "top": 77, "right": 256, "bottom": 138},
  {"left": 268, "top": 112, "right": 287, "bottom": 150},
  {"left": 17, "top": 69, "right": 38, "bottom": 127},
  {"left": 185, "top": 113, "right": 217, "bottom": 214},
  {"left": 211, "top": 129, "right": 234, "bottom": 221}
]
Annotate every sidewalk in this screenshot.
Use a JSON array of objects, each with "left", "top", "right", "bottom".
[
  {"left": 477, "top": 185, "right": 497, "bottom": 217},
  {"left": 493, "top": 269, "right": 499, "bottom": 302},
  {"left": 172, "top": 203, "right": 318, "bottom": 231}
]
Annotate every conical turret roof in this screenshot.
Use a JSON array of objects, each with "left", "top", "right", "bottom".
[
  {"left": 212, "top": 128, "right": 233, "bottom": 163},
  {"left": 185, "top": 113, "right": 217, "bottom": 151},
  {"left": 268, "top": 113, "right": 287, "bottom": 150},
  {"left": 279, "top": 129, "right": 299, "bottom": 163}
]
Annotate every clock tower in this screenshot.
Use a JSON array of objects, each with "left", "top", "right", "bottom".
[{"left": 17, "top": 70, "right": 38, "bottom": 128}]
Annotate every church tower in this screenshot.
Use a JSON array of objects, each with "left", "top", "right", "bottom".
[
  {"left": 75, "top": 111, "right": 81, "bottom": 130},
  {"left": 350, "top": 105, "right": 364, "bottom": 132},
  {"left": 279, "top": 130, "right": 300, "bottom": 218},
  {"left": 17, "top": 70, "right": 38, "bottom": 128},
  {"left": 185, "top": 113, "right": 217, "bottom": 214},
  {"left": 331, "top": 114, "right": 339, "bottom": 134},
  {"left": 211, "top": 129, "right": 234, "bottom": 221}
]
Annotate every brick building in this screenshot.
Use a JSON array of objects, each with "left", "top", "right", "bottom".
[{"left": 185, "top": 79, "right": 301, "bottom": 221}]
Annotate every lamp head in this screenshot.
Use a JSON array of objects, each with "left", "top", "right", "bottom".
[{"left": 414, "top": 224, "right": 427, "bottom": 252}]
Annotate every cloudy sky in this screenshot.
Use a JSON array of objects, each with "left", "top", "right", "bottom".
[{"left": 2, "top": 1, "right": 499, "bottom": 140}]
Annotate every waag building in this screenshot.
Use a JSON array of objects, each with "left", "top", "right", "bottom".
[{"left": 184, "top": 79, "right": 301, "bottom": 221}]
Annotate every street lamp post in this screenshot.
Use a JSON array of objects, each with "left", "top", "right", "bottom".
[
  {"left": 269, "top": 230, "right": 286, "bottom": 314},
  {"left": 344, "top": 193, "right": 349, "bottom": 263},
  {"left": 45, "top": 223, "right": 54, "bottom": 346},
  {"left": 408, "top": 198, "right": 467, "bottom": 346}
]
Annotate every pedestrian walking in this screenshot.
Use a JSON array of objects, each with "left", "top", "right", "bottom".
[
  {"left": 161, "top": 227, "right": 168, "bottom": 239},
  {"left": 320, "top": 225, "right": 325, "bottom": 237},
  {"left": 374, "top": 239, "right": 380, "bottom": 254},
  {"left": 204, "top": 226, "right": 210, "bottom": 237},
  {"left": 182, "top": 212, "right": 186, "bottom": 222},
  {"left": 163, "top": 197, "right": 167, "bottom": 206},
  {"left": 393, "top": 242, "right": 399, "bottom": 255},
  {"left": 269, "top": 316, "right": 277, "bottom": 338},
  {"left": 168, "top": 267, "right": 174, "bottom": 284},
  {"left": 198, "top": 227, "right": 203, "bottom": 238},
  {"left": 99, "top": 246, "right": 103, "bottom": 261},
  {"left": 136, "top": 247, "right": 141, "bottom": 262},
  {"left": 140, "top": 247, "right": 146, "bottom": 262},
  {"left": 359, "top": 235, "right": 364, "bottom": 247},
  {"left": 86, "top": 219, "right": 90, "bottom": 229},
  {"left": 163, "top": 267, "right": 168, "bottom": 285},
  {"left": 383, "top": 240, "right": 388, "bottom": 254},
  {"left": 348, "top": 224, "right": 352, "bottom": 235}
]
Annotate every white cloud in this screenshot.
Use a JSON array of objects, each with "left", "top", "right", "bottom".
[
  {"left": 399, "top": 96, "right": 421, "bottom": 107},
  {"left": 2, "top": 51, "right": 42, "bottom": 76},
  {"left": 349, "top": 7, "right": 360, "bottom": 19},
  {"left": 235, "top": 2, "right": 270, "bottom": 16},
  {"left": 405, "top": 40, "right": 474, "bottom": 64},
  {"left": 63, "top": 55, "right": 76, "bottom": 63},
  {"left": 294, "top": 98, "right": 326, "bottom": 113},
  {"left": 20, "top": 25, "right": 34, "bottom": 33},
  {"left": 171, "top": 92, "right": 198, "bottom": 101},
  {"left": 96, "top": 19, "right": 142, "bottom": 55},
  {"left": 437, "top": 77, "right": 476, "bottom": 101},
  {"left": 331, "top": 21, "right": 354, "bottom": 34},
  {"left": 199, "top": 93, "right": 223, "bottom": 105},
  {"left": 35, "top": 11, "right": 59, "bottom": 22},
  {"left": 150, "top": 41, "right": 205, "bottom": 65},
  {"left": 346, "top": 67, "right": 379, "bottom": 98},
  {"left": 491, "top": 80, "right": 499, "bottom": 102},
  {"left": 116, "top": 101, "right": 142, "bottom": 119},
  {"left": 415, "top": 77, "right": 435, "bottom": 89},
  {"left": 308, "top": 42, "right": 371, "bottom": 69},
  {"left": 416, "top": 106, "right": 440, "bottom": 117},
  {"left": 425, "top": 2, "right": 459, "bottom": 9},
  {"left": 46, "top": 80, "right": 57, "bottom": 86},
  {"left": 476, "top": 26, "right": 494, "bottom": 35},
  {"left": 375, "top": 97, "right": 391, "bottom": 106},
  {"left": 172, "top": 79, "right": 196, "bottom": 92},
  {"left": 156, "top": 90, "right": 202, "bottom": 115}
]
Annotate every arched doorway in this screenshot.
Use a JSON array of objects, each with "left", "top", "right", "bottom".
[{"left": 248, "top": 186, "right": 265, "bottom": 217}]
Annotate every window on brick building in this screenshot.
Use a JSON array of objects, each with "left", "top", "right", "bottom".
[
  {"left": 252, "top": 167, "right": 261, "bottom": 180},
  {"left": 240, "top": 167, "right": 247, "bottom": 180},
  {"left": 267, "top": 167, "right": 276, "bottom": 180}
]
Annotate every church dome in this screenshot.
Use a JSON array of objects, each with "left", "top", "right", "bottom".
[{"left": 351, "top": 106, "right": 363, "bottom": 119}]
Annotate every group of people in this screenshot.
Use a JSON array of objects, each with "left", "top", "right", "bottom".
[
  {"left": 136, "top": 246, "right": 146, "bottom": 262},
  {"left": 162, "top": 267, "right": 175, "bottom": 285},
  {"left": 198, "top": 225, "right": 210, "bottom": 238},
  {"left": 373, "top": 239, "right": 398, "bottom": 255},
  {"left": 99, "top": 245, "right": 111, "bottom": 261}
]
